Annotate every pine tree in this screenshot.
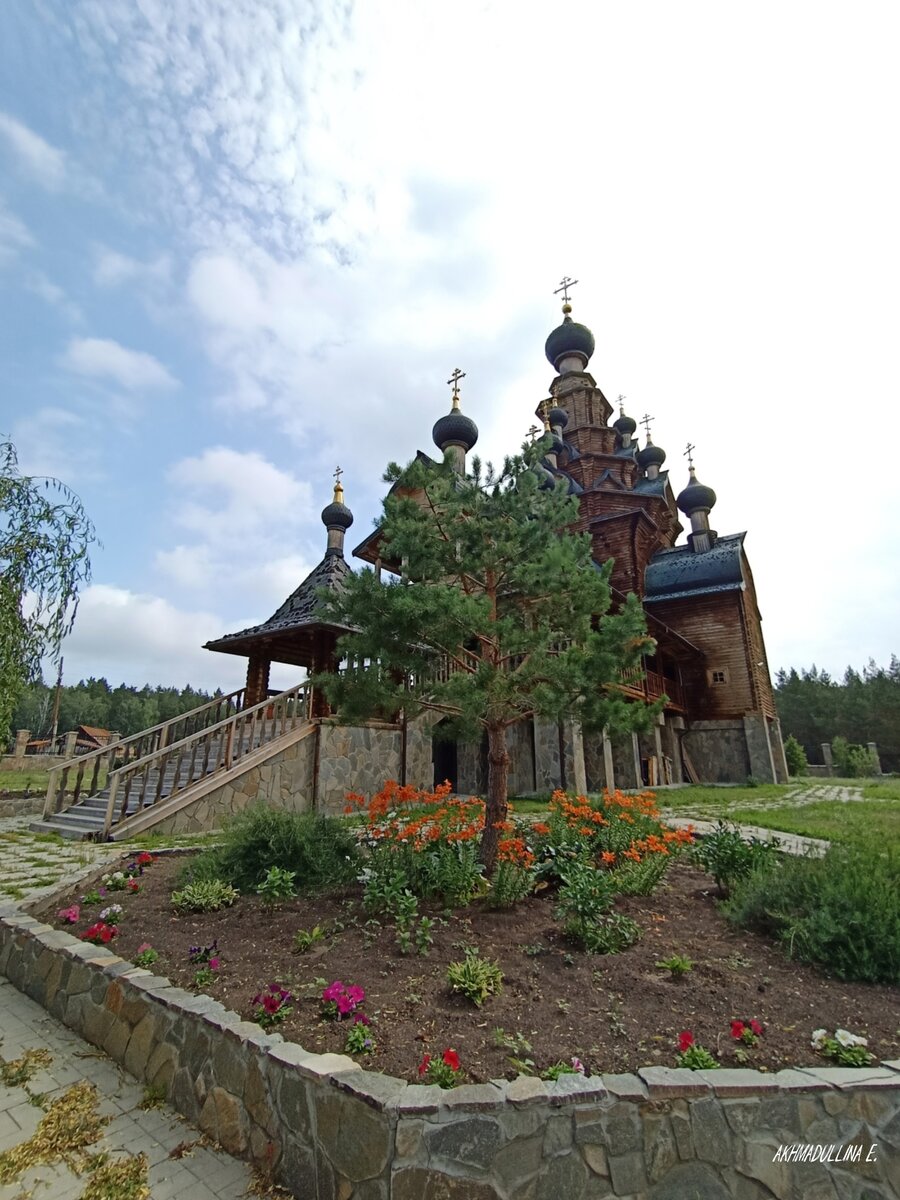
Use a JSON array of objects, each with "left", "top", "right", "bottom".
[{"left": 316, "top": 448, "right": 659, "bottom": 872}]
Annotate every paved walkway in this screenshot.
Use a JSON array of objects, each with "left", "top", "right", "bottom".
[{"left": 0, "top": 979, "right": 256, "bottom": 1200}]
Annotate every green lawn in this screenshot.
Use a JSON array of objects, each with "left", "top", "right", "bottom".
[{"left": 0, "top": 765, "right": 109, "bottom": 795}]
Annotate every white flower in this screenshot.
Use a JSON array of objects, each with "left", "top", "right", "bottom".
[
  {"left": 835, "top": 1029, "right": 867, "bottom": 1048},
  {"left": 99, "top": 904, "right": 123, "bottom": 921},
  {"left": 811, "top": 1029, "right": 828, "bottom": 1048}
]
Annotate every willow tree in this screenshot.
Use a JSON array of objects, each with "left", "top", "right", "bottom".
[
  {"left": 0, "top": 440, "right": 97, "bottom": 748},
  {"left": 317, "top": 447, "right": 657, "bottom": 871}
]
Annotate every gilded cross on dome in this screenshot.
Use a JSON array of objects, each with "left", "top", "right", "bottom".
[
  {"left": 527, "top": 425, "right": 541, "bottom": 444},
  {"left": 447, "top": 368, "right": 466, "bottom": 405},
  {"left": 333, "top": 465, "right": 343, "bottom": 484},
  {"left": 554, "top": 276, "right": 578, "bottom": 308},
  {"left": 640, "top": 413, "right": 655, "bottom": 441}
]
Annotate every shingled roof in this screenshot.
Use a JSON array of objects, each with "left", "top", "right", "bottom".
[
  {"left": 204, "top": 552, "right": 352, "bottom": 660},
  {"left": 643, "top": 532, "right": 746, "bottom": 603}
]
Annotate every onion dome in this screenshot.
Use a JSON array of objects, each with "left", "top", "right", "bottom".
[
  {"left": 548, "top": 406, "right": 569, "bottom": 430},
  {"left": 545, "top": 303, "right": 595, "bottom": 372},
  {"left": 613, "top": 404, "right": 637, "bottom": 438},
  {"left": 677, "top": 466, "right": 717, "bottom": 515},
  {"left": 636, "top": 439, "right": 666, "bottom": 470},
  {"left": 432, "top": 397, "right": 478, "bottom": 452},
  {"left": 321, "top": 481, "right": 354, "bottom": 530}
]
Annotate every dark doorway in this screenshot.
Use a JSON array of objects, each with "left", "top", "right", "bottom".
[{"left": 433, "top": 724, "right": 458, "bottom": 791}]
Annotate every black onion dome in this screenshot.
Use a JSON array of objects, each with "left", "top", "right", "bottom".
[
  {"left": 432, "top": 409, "right": 478, "bottom": 452},
  {"left": 544, "top": 315, "right": 595, "bottom": 371},
  {"left": 321, "top": 498, "right": 354, "bottom": 530},
  {"left": 636, "top": 441, "right": 667, "bottom": 470},
  {"left": 613, "top": 411, "right": 637, "bottom": 437},
  {"left": 677, "top": 472, "right": 717, "bottom": 515},
  {"left": 548, "top": 406, "right": 569, "bottom": 430}
]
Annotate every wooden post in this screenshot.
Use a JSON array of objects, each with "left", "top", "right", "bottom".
[{"left": 244, "top": 653, "right": 271, "bottom": 708}]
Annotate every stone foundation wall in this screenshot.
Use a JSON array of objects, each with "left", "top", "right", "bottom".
[
  {"left": 683, "top": 720, "right": 752, "bottom": 784},
  {"left": 0, "top": 793, "right": 43, "bottom": 818},
  {"left": 316, "top": 723, "right": 406, "bottom": 815},
  {"left": 2, "top": 900, "right": 897, "bottom": 1200},
  {"left": 149, "top": 728, "right": 317, "bottom": 835}
]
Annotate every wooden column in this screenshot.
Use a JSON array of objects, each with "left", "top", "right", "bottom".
[
  {"left": 311, "top": 632, "right": 336, "bottom": 718},
  {"left": 245, "top": 653, "right": 271, "bottom": 708}
]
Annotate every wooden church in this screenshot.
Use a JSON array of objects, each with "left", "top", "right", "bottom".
[{"left": 205, "top": 283, "right": 788, "bottom": 796}]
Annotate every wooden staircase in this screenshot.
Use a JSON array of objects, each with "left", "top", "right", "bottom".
[{"left": 32, "top": 684, "right": 311, "bottom": 841}]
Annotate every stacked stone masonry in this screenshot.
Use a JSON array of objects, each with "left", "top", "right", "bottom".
[{"left": 1, "top": 900, "right": 897, "bottom": 1199}]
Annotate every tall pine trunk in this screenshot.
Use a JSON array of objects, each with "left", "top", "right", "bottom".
[{"left": 480, "top": 722, "right": 510, "bottom": 874}]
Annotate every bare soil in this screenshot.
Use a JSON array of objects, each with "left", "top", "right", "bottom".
[{"left": 39, "top": 854, "right": 899, "bottom": 1084}]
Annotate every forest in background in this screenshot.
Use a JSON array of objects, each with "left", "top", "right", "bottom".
[
  {"left": 6, "top": 657, "right": 899, "bottom": 774},
  {"left": 10, "top": 677, "right": 217, "bottom": 743}
]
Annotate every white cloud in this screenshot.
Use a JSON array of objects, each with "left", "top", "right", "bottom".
[
  {"left": 25, "top": 272, "right": 82, "bottom": 321},
  {"left": 61, "top": 337, "right": 178, "bottom": 391},
  {"left": 93, "top": 246, "right": 172, "bottom": 289},
  {"left": 53, "top": 584, "right": 254, "bottom": 692},
  {"left": 0, "top": 111, "right": 66, "bottom": 189},
  {"left": 154, "top": 447, "right": 317, "bottom": 618},
  {"left": 0, "top": 201, "right": 34, "bottom": 263},
  {"left": 11, "top": 407, "right": 101, "bottom": 483}
]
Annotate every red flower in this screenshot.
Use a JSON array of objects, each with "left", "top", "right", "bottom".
[
  {"left": 418, "top": 1054, "right": 431, "bottom": 1077},
  {"left": 749, "top": 1020, "right": 764, "bottom": 1037},
  {"left": 678, "top": 1031, "right": 694, "bottom": 1052},
  {"left": 731, "top": 1020, "right": 745, "bottom": 1040},
  {"left": 137, "top": 852, "right": 154, "bottom": 866},
  {"left": 442, "top": 1049, "right": 460, "bottom": 1072}
]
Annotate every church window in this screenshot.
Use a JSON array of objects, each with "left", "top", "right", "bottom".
[{"left": 709, "top": 668, "right": 729, "bottom": 685}]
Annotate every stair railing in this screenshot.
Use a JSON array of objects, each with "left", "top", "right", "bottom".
[
  {"left": 42, "top": 690, "right": 245, "bottom": 818},
  {"left": 102, "top": 683, "right": 311, "bottom": 837}
]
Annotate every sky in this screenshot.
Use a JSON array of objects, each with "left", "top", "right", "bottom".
[{"left": 1, "top": 0, "right": 898, "bottom": 696}]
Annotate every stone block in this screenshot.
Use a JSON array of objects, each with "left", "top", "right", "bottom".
[
  {"left": 124, "top": 1014, "right": 158, "bottom": 1077},
  {"left": 774, "top": 1069, "right": 833, "bottom": 1093},
  {"left": 390, "top": 1168, "right": 501, "bottom": 1199},
  {"left": 492, "top": 1132, "right": 544, "bottom": 1190},
  {"left": 385, "top": 1083, "right": 446, "bottom": 1115},
  {"left": 146, "top": 1040, "right": 178, "bottom": 1093},
  {"left": 670, "top": 1100, "right": 694, "bottom": 1160},
  {"left": 81, "top": 999, "right": 114, "bottom": 1047},
  {"left": 505, "top": 1075, "right": 549, "bottom": 1106},
  {"left": 394, "top": 1119, "right": 424, "bottom": 1161},
  {"left": 722, "top": 1099, "right": 762, "bottom": 1137},
  {"left": 199, "top": 1086, "right": 249, "bottom": 1155},
  {"left": 734, "top": 1137, "right": 792, "bottom": 1200},
  {"left": 334, "top": 1070, "right": 408, "bottom": 1110},
  {"left": 102, "top": 1018, "right": 131, "bottom": 1061},
  {"left": 639, "top": 1067, "right": 712, "bottom": 1098},
  {"left": 423, "top": 1116, "right": 503, "bottom": 1171},
  {"left": 698, "top": 1068, "right": 780, "bottom": 1097},
  {"left": 607, "top": 1149, "right": 647, "bottom": 1195},
  {"left": 599, "top": 1104, "right": 642, "bottom": 1154},
  {"left": 690, "top": 1097, "right": 732, "bottom": 1166},
  {"left": 644, "top": 1113, "right": 678, "bottom": 1183},
  {"left": 580, "top": 1141, "right": 608, "bottom": 1177},
  {"left": 542, "top": 1113, "right": 572, "bottom": 1157},
  {"left": 797, "top": 1067, "right": 898, "bottom": 1089},
  {"left": 172, "top": 1066, "right": 200, "bottom": 1123},
  {"left": 243, "top": 1057, "right": 277, "bottom": 1135},
  {"left": 646, "top": 1161, "right": 732, "bottom": 1199},
  {"left": 316, "top": 1092, "right": 392, "bottom": 1182}
]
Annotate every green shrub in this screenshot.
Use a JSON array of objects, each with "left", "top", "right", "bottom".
[
  {"left": 783, "top": 734, "right": 808, "bottom": 776},
  {"left": 447, "top": 950, "right": 504, "bottom": 1006},
  {"left": 610, "top": 853, "right": 670, "bottom": 896},
  {"left": 256, "top": 866, "right": 297, "bottom": 907},
  {"left": 692, "top": 822, "right": 779, "bottom": 896},
  {"left": 724, "top": 839, "right": 900, "bottom": 985},
  {"left": 183, "top": 806, "right": 358, "bottom": 893},
  {"left": 831, "top": 737, "right": 879, "bottom": 778},
  {"left": 170, "top": 879, "right": 239, "bottom": 913},
  {"left": 555, "top": 859, "right": 617, "bottom": 943},
  {"left": 575, "top": 911, "right": 642, "bottom": 955},
  {"left": 486, "top": 860, "right": 535, "bottom": 908}
]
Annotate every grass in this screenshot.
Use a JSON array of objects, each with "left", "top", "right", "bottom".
[
  {"left": 0, "top": 766, "right": 110, "bottom": 794},
  {"left": 722, "top": 800, "right": 899, "bottom": 846}
]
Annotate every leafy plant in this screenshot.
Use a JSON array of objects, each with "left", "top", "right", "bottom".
[
  {"left": 492, "top": 1028, "right": 533, "bottom": 1056},
  {"left": 674, "top": 1031, "right": 719, "bottom": 1070},
  {"left": 256, "top": 865, "right": 297, "bottom": 907},
  {"left": 418, "top": 1048, "right": 463, "bottom": 1088},
  {"left": 555, "top": 858, "right": 617, "bottom": 944},
  {"left": 251, "top": 983, "right": 293, "bottom": 1029},
  {"left": 139, "top": 1084, "right": 167, "bottom": 1110},
  {"left": 655, "top": 954, "right": 694, "bottom": 977},
  {"left": 731, "top": 1019, "right": 764, "bottom": 1047},
  {"left": 415, "top": 915, "right": 435, "bottom": 956},
  {"left": 132, "top": 943, "right": 158, "bottom": 969},
  {"left": 446, "top": 949, "right": 503, "bottom": 1007},
  {"left": 783, "top": 734, "right": 808, "bottom": 776},
  {"left": 724, "top": 838, "right": 900, "bottom": 984},
  {"left": 293, "top": 924, "right": 327, "bottom": 953},
  {"left": 611, "top": 852, "right": 671, "bottom": 896},
  {"left": 577, "top": 912, "right": 641, "bottom": 955},
  {"left": 692, "top": 821, "right": 779, "bottom": 896},
  {"left": 543, "top": 1057, "right": 586, "bottom": 1081},
  {"left": 486, "top": 859, "right": 535, "bottom": 908},
  {"left": 80, "top": 889, "right": 103, "bottom": 906},
  {"left": 183, "top": 806, "right": 358, "bottom": 894},
  {"left": 170, "top": 879, "right": 239, "bottom": 913},
  {"left": 811, "top": 1027, "right": 874, "bottom": 1067},
  {"left": 345, "top": 1021, "right": 377, "bottom": 1056}
]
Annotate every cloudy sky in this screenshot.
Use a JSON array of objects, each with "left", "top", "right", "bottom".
[{"left": 1, "top": 0, "right": 898, "bottom": 694}]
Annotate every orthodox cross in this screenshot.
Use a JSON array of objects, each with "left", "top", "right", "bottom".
[
  {"left": 684, "top": 442, "right": 696, "bottom": 470},
  {"left": 527, "top": 424, "right": 541, "bottom": 444},
  {"left": 333, "top": 465, "right": 343, "bottom": 485},
  {"left": 554, "top": 276, "right": 578, "bottom": 305},
  {"left": 640, "top": 413, "right": 655, "bottom": 441},
  {"left": 447, "top": 368, "right": 466, "bottom": 402},
  {"left": 618, "top": 393, "right": 627, "bottom": 414}
]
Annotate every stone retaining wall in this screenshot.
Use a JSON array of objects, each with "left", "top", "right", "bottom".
[{"left": 1, "top": 902, "right": 898, "bottom": 1199}]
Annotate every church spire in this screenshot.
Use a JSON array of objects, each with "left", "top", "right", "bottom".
[
  {"left": 433, "top": 368, "right": 478, "bottom": 472},
  {"left": 321, "top": 467, "right": 354, "bottom": 557},
  {"left": 676, "top": 444, "right": 717, "bottom": 553},
  {"left": 544, "top": 276, "right": 595, "bottom": 374}
]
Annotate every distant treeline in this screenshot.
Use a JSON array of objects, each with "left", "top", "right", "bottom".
[
  {"left": 10, "top": 678, "right": 217, "bottom": 744},
  {"left": 775, "top": 657, "right": 900, "bottom": 774}
]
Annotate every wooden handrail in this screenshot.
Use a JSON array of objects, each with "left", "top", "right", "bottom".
[
  {"left": 43, "top": 689, "right": 245, "bottom": 818},
  {"left": 101, "top": 684, "right": 311, "bottom": 837}
]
